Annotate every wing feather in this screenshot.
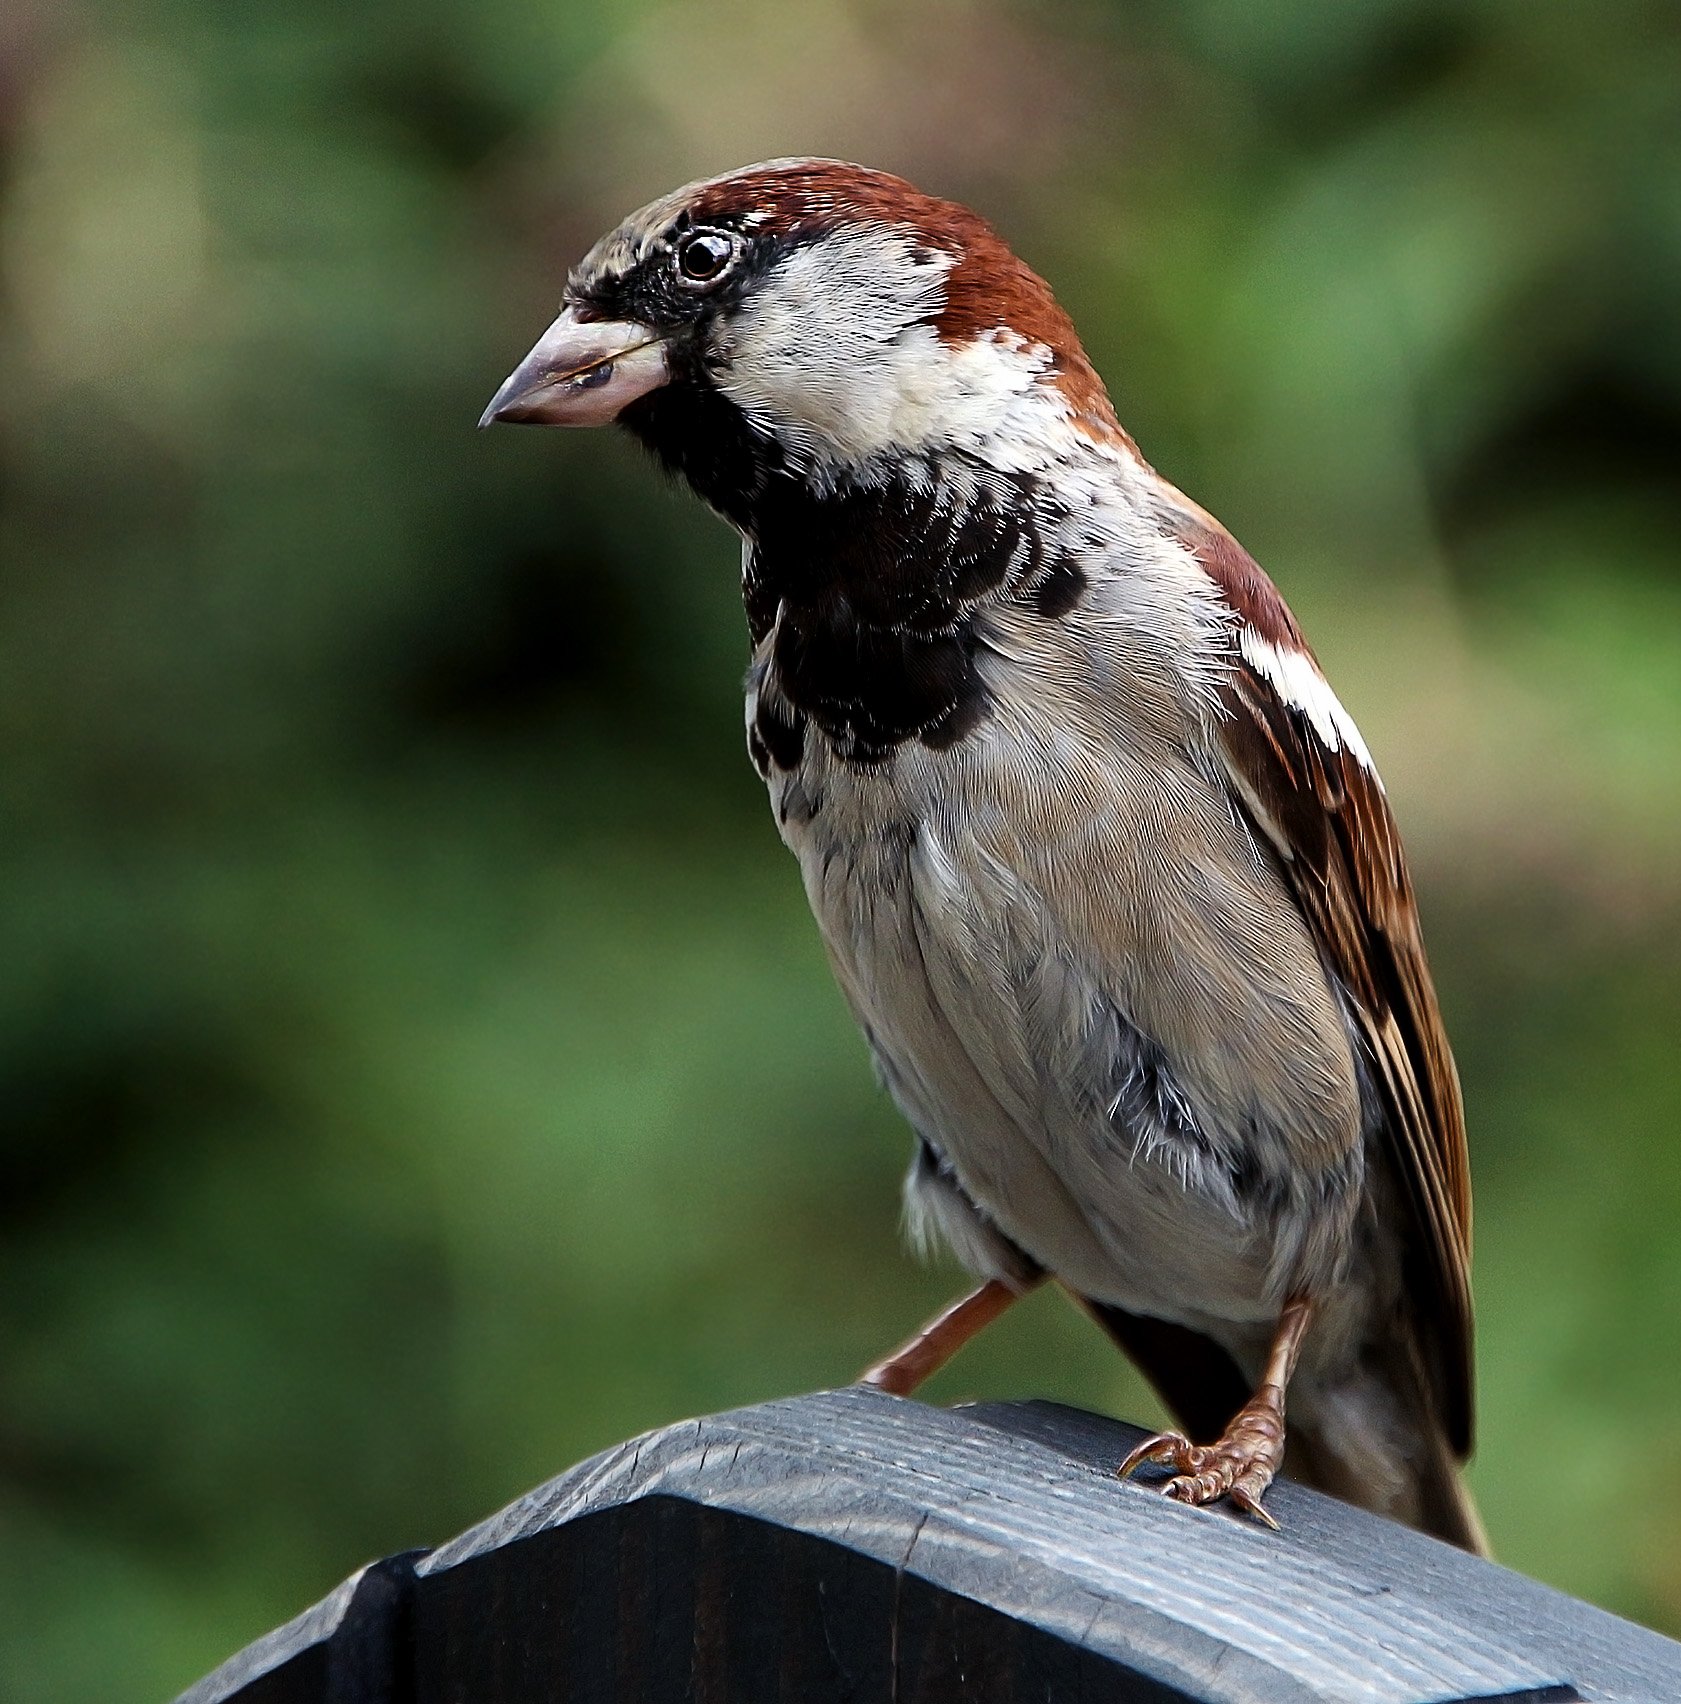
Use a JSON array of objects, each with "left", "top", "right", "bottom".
[{"left": 1164, "top": 492, "right": 1475, "bottom": 1456}]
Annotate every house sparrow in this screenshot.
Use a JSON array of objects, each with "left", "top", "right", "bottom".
[{"left": 481, "top": 159, "right": 1485, "bottom": 1551}]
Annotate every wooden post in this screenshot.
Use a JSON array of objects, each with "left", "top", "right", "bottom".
[{"left": 175, "top": 1388, "right": 1681, "bottom": 1703}]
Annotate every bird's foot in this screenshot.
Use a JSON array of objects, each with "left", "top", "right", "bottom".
[{"left": 1115, "top": 1386, "right": 1287, "bottom": 1530}]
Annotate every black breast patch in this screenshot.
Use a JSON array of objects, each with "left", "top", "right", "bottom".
[
  {"left": 622, "top": 384, "right": 1085, "bottom": 771},
  {"left": 747, "top": 461, "right": 1052, "bottom": 765}
]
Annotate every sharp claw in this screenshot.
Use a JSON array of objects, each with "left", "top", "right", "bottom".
[
  {"left": 1229, "top": 1485, "right": 1281, "bottom": 1531},
  {"left": 1116, "top": 1431, "right": 1188, "bottom": 1481},
  {"left": 1115, "top": 1413, "right": 1285, "bottom": 1529}
]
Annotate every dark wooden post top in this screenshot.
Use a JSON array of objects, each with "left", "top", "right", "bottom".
[{"left": 174, "top": 1388, "right": 1681, "bottom": 1703}]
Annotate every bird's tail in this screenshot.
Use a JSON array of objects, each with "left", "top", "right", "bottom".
[
  {"left": 1284, "top": 1320, "right": 1490, "bottom": 1557},
  {"left": 1286, "top": 1382, "right": 1489, "bottom": 1556}
]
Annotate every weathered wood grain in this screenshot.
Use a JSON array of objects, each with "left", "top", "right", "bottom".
[{"left": 175, "top": 1389, "right": 1681, "bottom": 1704}]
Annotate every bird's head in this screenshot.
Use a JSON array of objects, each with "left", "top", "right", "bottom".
[{"left": 481, "top": 158, "right": 1128, "bottom": 520}]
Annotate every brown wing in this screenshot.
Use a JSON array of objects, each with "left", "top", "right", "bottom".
[{"left": 1164, "top": 491, "right": 1475, "bottom": 1457}]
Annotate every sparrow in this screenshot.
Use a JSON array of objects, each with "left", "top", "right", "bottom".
[{"left": 481, "top": 158, "right": 1485, "bottom": 1551}]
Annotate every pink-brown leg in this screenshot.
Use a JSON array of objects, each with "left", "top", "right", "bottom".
[
  {"left": 1116, "top": 1297, "right": 1315, "bottom": 1529},
  {"left": 858, "top": 1276, "right": 1043, "bottom": 1397}
]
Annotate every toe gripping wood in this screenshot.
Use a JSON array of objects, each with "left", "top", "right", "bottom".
[{"left": 174, "top": 1389, "right": 1681, "bottom": 1704}]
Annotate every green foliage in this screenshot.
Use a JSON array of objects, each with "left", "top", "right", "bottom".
[{"left": 1, "top": 1, "right": 1678, "bottom": 1696}]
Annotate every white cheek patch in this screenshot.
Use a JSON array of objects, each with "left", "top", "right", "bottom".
[
  {"left": 713, "top": 226, "right": 1073, "bottom": 472},
  {"left": 1239, "top": 628, "right": 1379, "bottom": 776}
]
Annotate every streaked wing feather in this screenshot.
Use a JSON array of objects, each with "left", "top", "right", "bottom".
[{"left": 1167, "top": 497, "right": 1474, "bottom": 1458}]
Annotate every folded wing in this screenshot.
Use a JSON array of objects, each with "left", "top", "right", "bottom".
[{"left": 1160, "top": 486, "right": 1475, "bottom": 1457}]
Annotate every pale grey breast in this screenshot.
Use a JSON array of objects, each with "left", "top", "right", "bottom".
[{"left": 745, "top": 559, "right": 1370, "bottom": 1338}]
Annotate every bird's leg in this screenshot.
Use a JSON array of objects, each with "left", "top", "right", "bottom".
[
  {"left": 1116, "top": 1296, "right": 1315, "bottom": 1529},
  {"left": 857, "top": 1275, "right": 1044, "bottom": 1397}
]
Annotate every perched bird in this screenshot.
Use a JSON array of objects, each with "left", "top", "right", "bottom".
[{"left": 481, "top": 159, "right": 1484, "bottom": 1551}]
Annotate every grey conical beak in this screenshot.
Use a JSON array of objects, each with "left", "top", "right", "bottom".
[{"left": 479, "top": 306, "right": 670, "bottom": 429}]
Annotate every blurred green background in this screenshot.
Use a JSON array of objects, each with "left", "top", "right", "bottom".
[{"left": 3, "top": 0, "right": 1679, "bottom": 1696}]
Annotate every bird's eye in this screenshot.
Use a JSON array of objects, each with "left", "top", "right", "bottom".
[{"left": 676, "top": 230, "right": 736, "bottom": 285}]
